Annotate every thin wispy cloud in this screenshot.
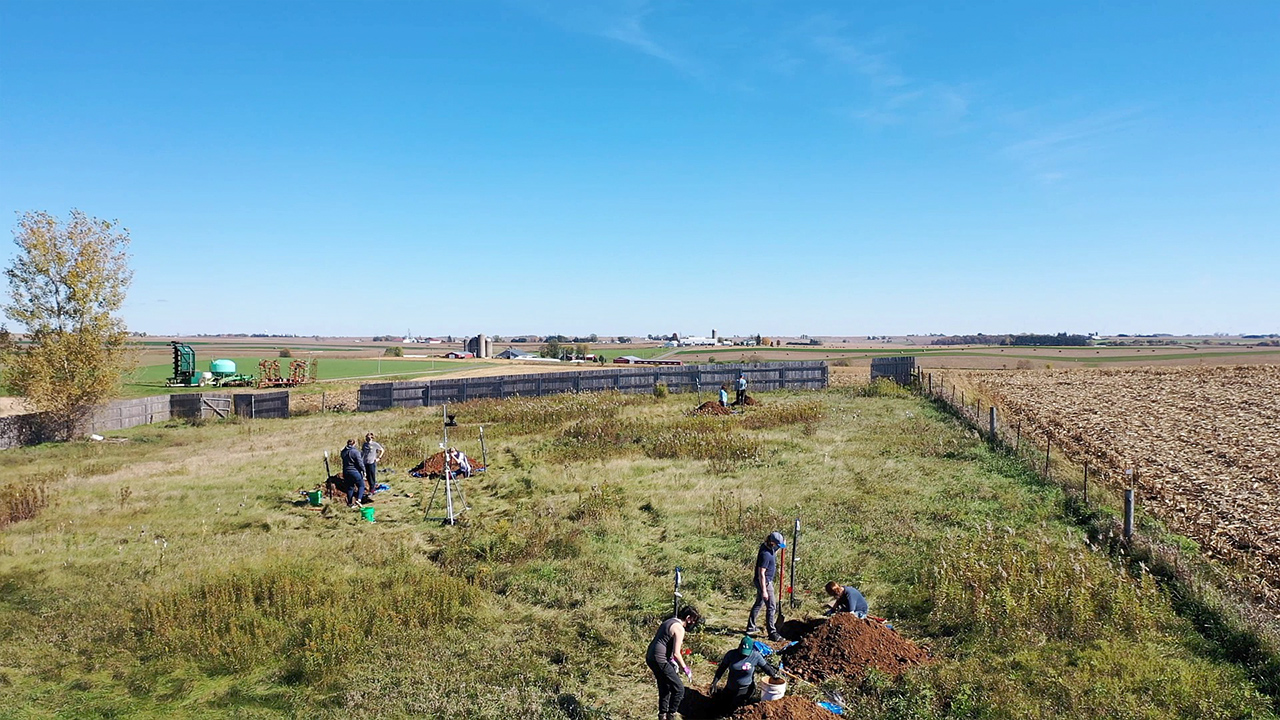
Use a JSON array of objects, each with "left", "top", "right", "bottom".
[
  {"left": 519, "top": 0, "right": 701, "bottom": 77},
  {"left": 809, "top": 28, "right": 970, "bottom": 127},
  {"left": 1001, "top": 108, "right": 1144, "bottom": 182}
]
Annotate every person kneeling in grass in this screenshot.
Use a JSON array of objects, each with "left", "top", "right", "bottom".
[
  {"left": 823, "top": 581, "right": 869, "bottom": 618},
  {"left": 709, "top": 636, "right": 781, "bottom": 710}
]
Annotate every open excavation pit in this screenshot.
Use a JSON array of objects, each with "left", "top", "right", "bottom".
[
  {"left": 727, "top": 695, "right": 837, "bottom": 720},
  {"left": 781, "top": 613, "right": 930, "bottom": 683}
]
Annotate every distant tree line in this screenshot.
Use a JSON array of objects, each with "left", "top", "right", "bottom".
[{"left": 932, "top": 333, "right": 1092, "bottom": 346}]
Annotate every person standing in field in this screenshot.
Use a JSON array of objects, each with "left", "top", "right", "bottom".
[
  {"left": 645, "top": 605, "right": 699, "bottom": 720},
  {"left": 339, "top": 438, "right": 366, "bottom": 507},
  {"left": 746, "top": 531, "right": 785, "bottom": 641},
  {"left": 734, "top": 373, "right": 748, "bottom": 405},
  {"left": 823, "top": 581, "right": 869, "bottom": 618},
  {"left": 719, "top": 384, "right": 730, "bottom": 407},
  {"left": 361, "top": 432, "right": 384, "bottom": 495}
]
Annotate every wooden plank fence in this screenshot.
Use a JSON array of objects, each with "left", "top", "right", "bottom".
[{"left": 357, "top": 361, "right": 828, "bottom": 412}]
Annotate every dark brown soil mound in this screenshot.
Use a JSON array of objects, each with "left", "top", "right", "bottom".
[
  {"left": 408, "top": 450, "right": 484, "bottom": 477},
  {"left": 782, "top": 613, "right": 929, "bottom": 682},
  {"left": 692, "top": 401, "right": 732, "bottom": 416},
  {"left": 742, "top": 395, "right": 760, "bottom": 406},
  {"left": 727, "top": 696, "right": 837, "bottom": 720}
]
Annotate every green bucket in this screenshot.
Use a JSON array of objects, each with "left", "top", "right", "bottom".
[
  {"left": 306, "top": 490, "right": 322, "bottom": 507},
  {"left": 361, "top": 506, "right": 376, "bottom": 523}
]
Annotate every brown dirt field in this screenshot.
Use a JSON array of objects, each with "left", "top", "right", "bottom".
[
  {"left": 964, "top": 365, "right": 1280, "bottom": 616},
  {"left": 781, "top": 613, "right": 930, "bottom": 682}
]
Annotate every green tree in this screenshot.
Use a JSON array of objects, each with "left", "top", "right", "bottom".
[
  {"left": 538, "top": 339, "right": 561, "bottom": 358},
  {"left": 1, "top": 210, "right": 133, "bottom": 437}
]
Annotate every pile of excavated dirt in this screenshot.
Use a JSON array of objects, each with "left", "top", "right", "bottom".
[
  {"left": 741, "top": 395, "right": 760, "bottom": 406},
  {"left": 782, "top": 613, "right": 930, "bottom": 682},
  {"left": 408, "top": 450, "right": 484, "bottom": 477},
  {"left": 691, "top": 401, "right": 733, "bottom": 416},
  {"left": 727, "top": 696, "right": 838, "bottom": 720}
]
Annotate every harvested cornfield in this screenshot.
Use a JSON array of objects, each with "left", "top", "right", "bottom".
[{"left": 967, "top": 365, "right": 1280, "bottom": 615}]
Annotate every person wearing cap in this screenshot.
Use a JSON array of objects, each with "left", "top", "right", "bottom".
[
  {"left": 823, "top": 581, "right": 869, "bottom": 619},
  {"left": 709, "top": 636, "right": 781, "bottom": 710},
  {"left": 339, "top": 438, "right": 366, "bottom": 508},
  {"left": 645, "top": 605, "right": 700, "bottom": 720},
  {"left": 361, "top": 432, "right": 385, "bottom": 496},
  {"left": 734, "top": 373, "right": 748, "bottom": 405},
  {"left": 746, "top": 531, "right": 786, "bottom": 641}
]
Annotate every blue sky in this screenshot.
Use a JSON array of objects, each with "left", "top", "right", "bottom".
[{"left": 1, "top": 1, "right": 1277, "bottom": 337}]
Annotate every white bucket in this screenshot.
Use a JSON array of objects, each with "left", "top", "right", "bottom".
[{"left": 761, "top": 677, "right": 787, "bottom": 701}]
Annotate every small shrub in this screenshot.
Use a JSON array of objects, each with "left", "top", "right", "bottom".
[
  {"left": 0, "top": 472, "right": 58, "bottom": 528},
  {"left": 384, "top": 346, "right": 404, "bottom": 357},
  {"left": 710, "top": 489, "right": 785, "bottom": 540},
  {"left": 653, "top": 382, "right": 669, "bottom": 399},
  {"left": 278, "top": 348, "right": 293, "bottom": 358}
]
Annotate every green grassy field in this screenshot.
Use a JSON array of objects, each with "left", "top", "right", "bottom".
[
  {"left": 0, "top": 387, "right": 1274, "bottom": 718},
  {"left": 589, "top": 346, "right": 671, "bottom": 361},
  {"left": 119, "top": 358, "right": 495, "bottom": 397}
]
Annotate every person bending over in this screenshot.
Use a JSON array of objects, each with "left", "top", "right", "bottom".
[
  {"left": 710, "top": 636, "right": 781, "bottom": 710},
  {"left": 823, "top": 581, "right": 869, "bottom": 619}
]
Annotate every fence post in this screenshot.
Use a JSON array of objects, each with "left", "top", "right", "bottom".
[
  {"left": 1043, "top": 432, "right": 1051, "bottom": 479},
  {"left": 321, "top": 392, "right": 326, "bottom": 413},
  {"left": 1123, "top": 488, "right": 1135, "bottom": 540},
  {"left": 988, "top": 406, "right": 996, "bottom": 440},
  {"left": 928, "top": 373, "right": 933, "bottom": 395},
  {"left": 1083, "top": 463, "right": 1089, "bottom": 505}
]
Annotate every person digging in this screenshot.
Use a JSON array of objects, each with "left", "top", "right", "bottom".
[
  {"left": 746, "top": 531, "right": 785, "bottom": 641},
  {"left": 823, "top": 581, "right": 869, "bottom": 618},
  {"left": 646, "top": 605, "right": 700, "bottom": 720},
  {"left": 709, "top": 636, "right": 781, "bottom": 711}
]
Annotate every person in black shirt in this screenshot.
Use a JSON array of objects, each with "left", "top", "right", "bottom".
[
  {"left": 339, "top": 438, "right": 366, "bottom": 507},
  {"left": 645, "top": 605, "right": 700, "bottom": 720},
  {"left": 746, "top": 531, "right": 785, "bottom": 641}
]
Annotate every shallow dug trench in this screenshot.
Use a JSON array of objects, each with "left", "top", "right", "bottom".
[
  {"left": 781, "top": 613, "right": 930, "bottom": 682},
  {"left": 727, "top": 695, "right": 837, "bottom": 720}
]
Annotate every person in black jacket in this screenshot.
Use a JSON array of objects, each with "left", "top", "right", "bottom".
[
  {"left": 339, "top": 438, "right": 366, "bottom": 507},
  {"left": 710, "top": 636, "right": 781, "bottom": 710}
]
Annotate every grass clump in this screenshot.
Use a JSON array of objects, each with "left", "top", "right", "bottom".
[
  {"left": 924, "top": 529, "right": 1165, "bottom": 643},
  {"left": 139, "top": 558, "right": 478, "bottom": 683},
  {"left": 0, "top": 471, "right": 58, "bottom": 528}
]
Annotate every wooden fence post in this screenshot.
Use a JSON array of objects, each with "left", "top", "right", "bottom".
[
  {"left": 1083, "top": 463, "right": 1089, "bottom": 505},
  {"left": 1015, "top": 422, "right": 1021, "bottom": 450},
  {"left": 1043, "top": 432, "right": 1051, "bottom": 478},
  {"left": 988, "top": 406, "right": 996, "bottom": 439}
]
